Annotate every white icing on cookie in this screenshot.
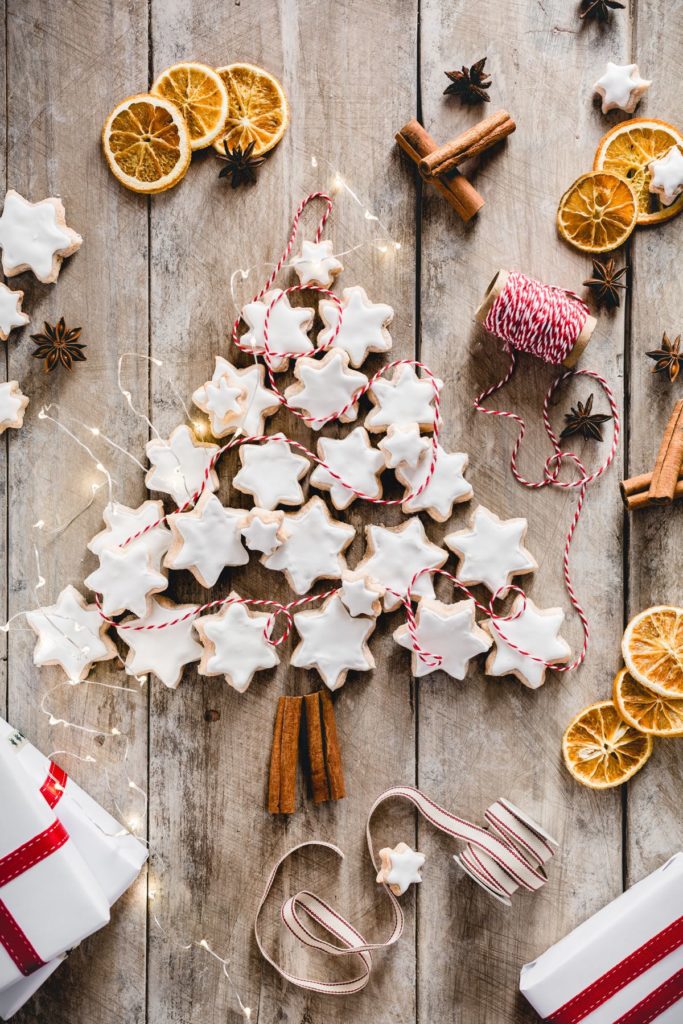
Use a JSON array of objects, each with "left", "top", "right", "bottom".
[
  {"left": 378, "top": 422, "right": 430, "bottom": 470},
  {"left": 88, "top": 500, "right": 171, "bottom": 574},
  {"left": 0, "top": 284, "right": 29, "bottom": 340},
  {"left": 397, "top": 445, "right": 472, "bottom": 522},
  {"left": 291, "top": 239, "right": 343, "bottom": 288},
  {"left": 310, "top": 426, "right": 385, "bottom": 509},
  {"left": 240, "top": 289, "right": 314, "bottom": 372},
  {"left": 165, "top": 491, "right": 248, "bottom": 588},
  {"left": 195, "top": 592, "right": 279, "bottom": 692},
  {"left": 84, "top": 543, "right": 167, "bottom": 618},
  {"left": 365, "top": 364, "right": 443, "bottom": 433},
  {"left": 233, "top": 435, "right": 309, "bottom": 510},
  {"left": 593, "top": 62, "right": 651, "bottom": 114},
  {"left": 376, "top": 842, "right": 425, "bottom": 896},
  {"left": 649, "top": 145, "right": 683, "bottom": 206},
  {"left": 262, "top": 496, "right": 355, "bottom": 594},
  {"left": 118, "top": 597, "right": 203, "bottom": 689},
  {"left": 26, "top": 584, "right": 117, "bottom": 682},
  {"left": 145, "top": 424, "right": 219, "bottom": 507},
  {"left": 339, "top": 570, "right": 384, "bottom": 618},
  {"left": 445, "top": 505, "right": 537, "bottom": 597},
  {"left": 483, "top": 595, "right": 571, "bottom": 689},
  {"left": 192, "top": 357, "right": 280, "bottom": 438},
  {"left": 393, "top": 597, "right": 491, "bottom": 680},
  {"left": 241, "top": 508, "right": 287, "bottom": 556},
  {"left": 0, "top": 381, "right": 28, "bottom": 433},
  {"left": 284, "top": 349, "right": 368, "bottom": 430},
  {"left": 291, "top": 592, "right": 375, "bottom": 690},
  {"left": 0, "top": 190, "right": 82, "bottom": 283},
  {"left": 317, "top": 285, "right": 393, "bottom": 367},
  {"left": 355, "top": 518, "right": 448, "bottom": 611}
]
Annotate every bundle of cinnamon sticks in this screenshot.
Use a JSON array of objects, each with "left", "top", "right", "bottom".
[{"left": 621, "top": 400, "right": 683, "bottom": 511}]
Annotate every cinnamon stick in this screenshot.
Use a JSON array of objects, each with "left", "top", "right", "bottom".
[
  {"left": 267, "top": 696, "right": 302, "bottom": 815},
  {"left": 647, "top": 400, "right": 683, "bottom": 504},
  {"left": 625, "top": 480, "right": 683, "bottom": 511},
  {"left": 304, "top": 692, "right": 330, "bottom": 804},
  {"left": 420, "top": 110, "right": 516, "bottom": 178},
  {"left": 395, "top": 119, "right": 484, "bottom": 222},
  {"left": 621, "top": 468, "right": 683, "bottom": 501},
  {"left": 320, "top": 689, "right": 346, "bottom": 801},
  {"left": 267, "top": 697, "right": 285, "bottom": 814}
]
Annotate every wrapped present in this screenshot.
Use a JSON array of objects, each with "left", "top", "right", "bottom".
[{"left": 520, "top": 852, "right": 683, "bottom": 1023}]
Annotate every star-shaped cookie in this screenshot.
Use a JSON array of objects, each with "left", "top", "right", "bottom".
[
  {"left": 291, "top": 239, "right": 343, "bottom": 288},
  {"left": 284, "top": 349, "right": 368, "bottom": 430},
  {"left": 397, "top": 444, "right": 472, "bottom": 522},
  {"left": 26, "top": 584, "right": 117, "bottom": 682},
  {"left": 310, "top": 426, "right": 385, "bottom": 510},
  {"left": 649, "top": 146, "right": 683, "bottom": 206},
  {"left": 165, "top": 491, "right": 248, "bottom": 588},
  {"left": 0, "top": 284, "right": 29, "bottom": 340},
  {"left": 317, "top": 286, "right": 393, "bottom": 368},
  {"left": 118, "top": 597, "right": 203, "bottom": 689},
  {"left": 593, "top": 62, "right": 651, "bottom": 114},
  {"left": 195, "top": 592, "right": 279, "bottom": 692},
  {"left": 291, "top": 592, "right": 375, "bottom": 690},
  {"left": 378, "top": 422, "right": 430, "bottom": 470},
  {"left": 393, "top": 597, "right": 491, "bottom": 680},
  {"left": 233, "top": 435, "right": 309, "bottom": 510},
  {"left": 482, "top": 595, "right": 571, "bottom": 689},
  {"left": 376, "top": 843, "right": 425, "bottom": 896},
  {"left": 445, "top": 505, "right": 537, "bottom": 597},
  {"left": 88, "top": 499, "right": 172, "bottom": 574},
  {"left": 355, "top": 517, "right": 448, "bottom": 612},
  {"left": 241, "top": 508, "right": 287, "bottom": 556},
  {"left": 84, "top": 543, "right": 167, "bottom": 618},
  {"left": 262, "top": 496, "right": 355, "bottom": 594},
  {"left": 365, "top": 364, "right": 443, "bottom": 434},
  {"left": 193, "top": 357, "right": 280, "bottom": 438},
  {"left": 0, "top": 381, "right": 28, "bottom": 433},
  {"left": 145, "top": 424, "right": 219, "bottom": 507},
  {"left": 0, "top": 190, "right": 82, "bottom": 283},
  {"left": 240, "top": 288, "right": 314, "bottom": 372},
  {"left": 339, "top": 570, "right": 384, "bottom": 618}
]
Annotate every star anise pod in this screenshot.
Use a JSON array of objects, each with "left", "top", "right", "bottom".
[
  {"left": 647, "top": 333, "right": 683, "bottom": 383},
  {"left": 31, "top": 318, "right": 86, "bottom": 372},
  {"left": 217, "top": 140, "right": 265, "bottom": 188},
  {"left": 560, "top": 394, "right": 612, "bottom": 442},
  {"left": 583, "top": 257, "right": 628, "bottom": 308},
  {"left": 443, "top": 57, "right": 491, "bottom": 104},
  {"left": 579, "top": 0, "right": 625, "bottom": 20}
]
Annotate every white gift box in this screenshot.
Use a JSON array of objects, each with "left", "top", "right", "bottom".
[{"left": 520, "top": 852, "right": 683, "bottom": 1023}]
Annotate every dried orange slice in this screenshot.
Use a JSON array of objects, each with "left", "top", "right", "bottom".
[
  {"left": 102, "top": 93, "right": 191, "bottom": 194},
  {"left": 151, "top": 62, "right": 229, "bottom": 150},
  {"left": 562, "top": 700, "right": 653, "bottom": 789},
  {"left": 557, "top": 171, "right": 637, "bottom": 253},
  {"left": 622, "top": 605, "right": 683, "bottom": 698},
  {"left": 613, "top": 667, "right": 683, "bottom": 737},
  {"left": 212, "top": 63, "right": 289, "bottom": 157},
  {"left": 594, "top": 118, "right": 683, "bottom": 225}
]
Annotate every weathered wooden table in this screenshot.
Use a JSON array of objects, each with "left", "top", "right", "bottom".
[{"left": 2, "top": 0, "right": 682, "bottom": 1021}]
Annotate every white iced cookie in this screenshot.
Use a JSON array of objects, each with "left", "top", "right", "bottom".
[
  {"left": 445, "top": 505, "right": 537, "bottom": 598},
  {"left": 145, "top": 424, "right": 219, "bottom": 507},
  {"left": 317, "top": 286, "right": 393, "bottom": 368},
  {"left": 0, "top": 283, "right": 29, "bottom": 340},
  {"left": 240, "top": 288, "right": 314, "bottom": 372},
  {"left": 291, "top": 592, "right": 375, "bottom": 691},
  {"left": 192, "top": 357, "right": 280, "bottom": 438},
  {"left": 376, "top": 843, "right": 425, "bottom": 896},
  {"left": 365, "top": 364, "right": 443, "bottom": 434},
  {"left": 26, "top": 584, "right": 117, "bottom": 682},
  {"left": 284, "top": 349, "right": 368, "bottom": 430},
  {"left": 262, "top": 496, "right": 355, "bottom": 594},
  {"left": 593, "top": 62, "right": 651, "bottom": 114},
  {"left": 0, "top": 190, "right": 82, "bottom": 283},
  {"left": 195, "top": 591, "right": 279, "bottom": 692},
  {"left": 397, "top": 444, "right": 472, "bottom": 522},
  {"left": 84, "top": 543, "right": 167, "bottom": 618},
  {"left": 0, "top": 381, "right": 28, "bottom": 433},
  {"left": 191, "top": 373, "right": 245, "bottom": 436},
  {"left": 339, "top": 570, "right": 384, "bottom": 618},
  {"left": 649, "top": 145, "right": 683, "bottom": 206},
  {"left": 355, "top": 518, "right": 448, "bottom": 612},
  {"left": 393, "top": 597, "right": 491, "bottom": 681},
  {"left": 118, "top": 597, "right": 203, "bottom": 689},
  {"left": 233, "top": 435, "right": 309, "bottom": 510},
  {"left": 241, "top": 508, "right": 287, "bottom": 556},
  {"left": 165, "top": 491, "right": 248, "bottom": 588},
  {"left": 88, "top": 499, "right": 171, "bottom": 575},
  {"left": 378, "top": 422, "right": 430, "bottom": 470},
  {"left": 291, "top": 239, "right": 343, "bottom": 288},
  {"left": 482, "top": 595, "right": 571, "bottom": 689},
  {"left": 310, "top": 426, "right": 385, "bottom": 510}
]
